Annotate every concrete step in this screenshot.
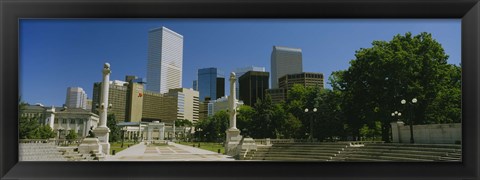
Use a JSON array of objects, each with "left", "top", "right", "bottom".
[
  {"left": 338, "top": 151, "right": 441, "bottom": 160},
  {"left": 366, "top": 143, "right": 461, "bottom": 149},
  {"left": 337, "top": 154, "right": 435, "bottom": 161},
  {"left": 263, "top": 156, "right": 330, "bottom": 161},
  {"left": 343, "top": 148, "right": 449, "bottom": 156},
  {"left": 263, "top": 151, "right": 338, "bottom": 157}
]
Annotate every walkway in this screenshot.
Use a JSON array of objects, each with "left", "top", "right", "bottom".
[{"left": 105, "top": 142, "right": 235, "bottom": 161}]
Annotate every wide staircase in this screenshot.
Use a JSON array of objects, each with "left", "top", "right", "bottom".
[
  {"left": 19, "top": 142, "right": 67, "bottom": 161},
  {"left": 241, "top": 142, "right": 461, "bottom": 162},
  {"left": 332, "top": 143, "right": 462, "bottom": 162},
  {"left": 58, "top": 147, "right": 101, "bottom": 161},
  {"left": 20, "top": 142, "right": 102, "bottom": 161},
  {"left": 242, "top": 142, "right": 350, "bottom": 161}
]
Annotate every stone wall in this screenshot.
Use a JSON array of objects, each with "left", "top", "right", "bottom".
[{"left": 391, "top": 121, "right": 461, "bottom": 144}]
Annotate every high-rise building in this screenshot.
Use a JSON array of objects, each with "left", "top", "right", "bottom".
[
  {"left": 192, "top": 80, "right": 198, "bottom": 91},
  {"left": 65, "top": 87, "right": 88, "bottom": 109},
  {"left": 234, "top": 66, "right": 266, "bottom": 99},
  {"left": 265, "top": 88, "right": 287, "bottom": 104},
  {"left": 271, "top": 46, "right": 303, "bottom": 88},
  {"left": 265, "top": 72, "right": 324, "bottom": 104},
  {"left": 198, "top": 98, "right": 210, "bottom": 121},
  {"left": 142, "top": 91, "right": 176, "bottom": 122},
  {"left": 167, "top": 88, "right": 200, "bottom": 123},
  {"left": 93, "top": 76, "right": 199, "bottom": 124},
  {"left": 146, "top": 26, "right": 183, "bottom": 93},
  {"left": 86, "top": 99, "right": 93, "bottom": 111},
  {"left": 278, "top": 72, "right": 324, "bottom": 90},
  {"left": 125, "top": 76, "right": 145, "bottom": 123},
  {"left": 197, "top": 67, "right": 225, "bottom": 102},
  {"left": 92, "top": 80, "right": 128, "bottom": 122},
  {"left": 239, "top": 71, "right": 269, "bottom": 106}
]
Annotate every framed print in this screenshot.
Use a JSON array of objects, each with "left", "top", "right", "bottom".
[{"left": 1, "top": 0, "right": 479, "bottom": 179}]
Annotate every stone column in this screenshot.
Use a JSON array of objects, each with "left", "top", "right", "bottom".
[
  {"left": 82, "top": 120, "right": 87, "bottom": 137},
  {"left": 225, "top": 72, "right": 242, "bottom": 156},
  {"left": 147, "top": 127, "right": 152, "bottom": 141},
  {"left": 93, "top": 63, "right": 112, "bottom": 155},
  {"left": 99, "top": 63, "right": 110, "bottom": 128},
  {"left": 46, "top": 106, "right": 55, "bottom": 129},
  {"left": 160, "top": 124, "right": 165, "bottom": 140},
  {"left": 228, "top": 72, "right": 237, "bottom": 130},
  {"left": 173, "top": 121, "right": 176, "bottom": 141}
]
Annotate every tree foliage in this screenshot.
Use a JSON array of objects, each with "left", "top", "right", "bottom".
[
  {"left": 195, "top": 110, "right": 229, "bottom": 142},
  {"left": 193, "top": 32, "right": 460, "bottom": 143},
  {"left": 107, "top": 113, "right": 121, "bottom": 142},
  {"left": 331, "top": 32, "right": 461, "bottom": 141},
  {"left": 19, "top": 101, "right": 55, "bottom": 139},
  {"left": 65, "top": 129, "right": 78, "bottom": 141}
]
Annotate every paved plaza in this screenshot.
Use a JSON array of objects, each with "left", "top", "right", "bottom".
[{"left": 105, "top": 142, "right": 235, "bottom": 161}]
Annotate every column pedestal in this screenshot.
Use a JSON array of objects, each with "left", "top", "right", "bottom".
[
  {"left": 225, "top": 128, "right": 242, "bottom": 156},
  {"left": 93, "top": 126, "right": 111, "bottom": 155}
]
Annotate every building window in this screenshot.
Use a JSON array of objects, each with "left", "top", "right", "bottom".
[{"left": 62, "top": 119, "right": 67, "bottom": 124}]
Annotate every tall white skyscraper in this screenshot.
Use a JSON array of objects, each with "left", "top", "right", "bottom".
[
  {"left": 270, "top": 46, "right": 303, "bottom": 88},
  {"left": 147, "top": 26, "right": 183, "bottom": 93},
  {"left": 65, "top": 87, "right": 87, "bottom": 109},
  {"left": 234, "top": 66, "right": 266, "bottom": 99}
]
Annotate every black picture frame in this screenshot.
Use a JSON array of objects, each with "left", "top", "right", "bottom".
[{"left": 1, "top": 0, "right": 479, "bottom": 179}]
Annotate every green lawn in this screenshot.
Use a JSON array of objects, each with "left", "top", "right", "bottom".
[
  {"left": 178, "top": 142, "right": 225, "bottom": 154},
  {"left": 110, "top": 142, "right": 137, "bottom": 155}
]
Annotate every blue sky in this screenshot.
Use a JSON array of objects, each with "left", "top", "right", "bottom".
[{"left": 20, "top": 19, "right": 461, "bottom": 107}]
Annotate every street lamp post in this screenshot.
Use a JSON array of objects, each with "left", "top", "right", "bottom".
[
  {"left": 197, "top": 128, "right": 202, "bottom": 142},
  {"left": 401, "top": 98, "right": 417, "bottom": 144},
  {"left": 391, "top": 111, "right": 402, "bottom": 142},
  {"left": 57, "top": 129, "right": 64, "bottom": 145},
  {"left": 121, "top": 128, "right": 126, "bottom": 148},
  {"left": 391, "top": 111, "right": 402, "bottom": 121},
  {"left": 304, "top": 108, "right": 317, "bottom": 142}
]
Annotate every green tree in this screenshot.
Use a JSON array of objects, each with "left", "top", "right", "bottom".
[
  {"left": 195, "top": 110, "right": 229, "bottom": 142},
  {"left": 279, "top": 112, "right": 302, "bottom": 139},
  {"left": 313, "top": 89, "right": 346, "bottom": 141},
  {"left": 237, "top": 105, "right": 256, "bottom": 137},
  {"left": 251, "top": 94, "right": 276, "bottom": 138},
  {"left": 19, "top": 116, "right": 41, "bottom": 139},
  {"left": 175, "top": 119, "right": 193, "bottom": 127},
  {"left": 107, "top": 113, "right": 121, "bottom": 142},
  {"left": 19, "top": 102, "right": 41, "bottom": 139},
  {"left": 65, "top": 129, "right": 78, "bottom": 144},
  {"left": 332, "top": 32, "right": 459, "bottom": 142},
  {"left": 35, "top": 125, "right": 56, "bottom": 139},
  {"left": 424, "top": 64, "right": 462, "bottom": 124}
]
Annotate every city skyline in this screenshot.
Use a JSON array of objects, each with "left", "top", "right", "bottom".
[{"left": 20, "top": 19, "right": 461, "bottom": 106}]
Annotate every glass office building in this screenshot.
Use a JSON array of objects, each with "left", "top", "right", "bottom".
[
  {"left": 234, "top": 66, "right": 266, "bottom": 99},
  {"left": 197, "top": 67, "right": 225, "bottom": 102}
]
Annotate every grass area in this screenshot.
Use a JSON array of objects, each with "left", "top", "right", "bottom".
[
  {"left": 177, "top": 141, "right": 225, "bottom": 154},
  {"left": 110, "top": 141, "right": 138, "bottom": 154}
]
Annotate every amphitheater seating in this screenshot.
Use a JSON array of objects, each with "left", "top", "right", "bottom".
[
  {"left": 241, "top": 142, "right": 461, "bottom": 162},
  {"left": 19, "top": 142, "right": 67, "bottom": 161},
  {"left": 58, "top": 147, "right": 98, "bottom": 161},
  {"left": 332, "top": 143, "right": 462, "bottom": 162},
  {"left": 242, "top": 142, "right": 350, "bottom": 161},
  {"left": 19, "top": 142, "right": 99, "bottom": 161}
]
